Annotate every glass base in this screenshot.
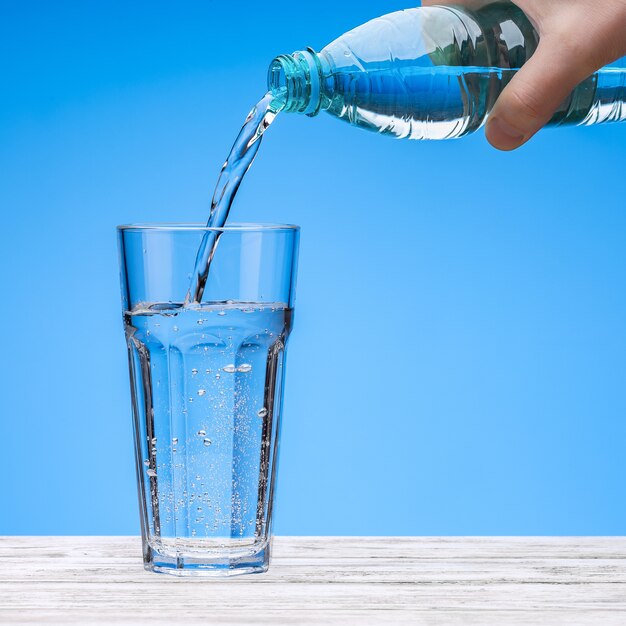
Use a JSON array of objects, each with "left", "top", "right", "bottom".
[{"left": 143, "top": 538, "right": 270, "bottom": 577}]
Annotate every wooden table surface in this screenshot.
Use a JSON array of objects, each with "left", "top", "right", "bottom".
[{"left": 1, "top": 537, "right": 626, "bottom": 625}]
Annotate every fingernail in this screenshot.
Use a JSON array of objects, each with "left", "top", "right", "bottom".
[{"left": 487, "top": 117, "right": 526, "bottom": 151}]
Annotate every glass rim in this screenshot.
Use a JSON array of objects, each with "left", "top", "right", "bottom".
[{"left": 117, "top": 222, "right": 300, "bottom": 233}]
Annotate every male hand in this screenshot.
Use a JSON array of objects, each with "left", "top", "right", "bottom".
[{"left": 423, "top": 0, "right": 626, "bottom": 150}]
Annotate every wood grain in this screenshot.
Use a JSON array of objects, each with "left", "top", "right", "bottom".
[{"left": 1, "top": 537, "right": 625, "bottom": 625}]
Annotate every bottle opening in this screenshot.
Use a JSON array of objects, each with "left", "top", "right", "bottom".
[
  {"left": 267, "top": 59, "right": 289, "bottom": 111},
  {"left": 268, "top": 59, "right": 287, "bottom": 92},
  {"left": 267, "top": 51, "right": 323, "bottom": 116}
]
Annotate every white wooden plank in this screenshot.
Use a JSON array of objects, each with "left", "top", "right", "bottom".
[{"left": 1, "top": 537, "right": 625, "bottom": 625}]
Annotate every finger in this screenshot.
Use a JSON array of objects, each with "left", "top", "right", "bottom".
[
  {"left": 485, "top": 38, "right": 595, "bottom": 150},
  {"left": 421, "top": 0, "right": 493, "bottom": 9}
]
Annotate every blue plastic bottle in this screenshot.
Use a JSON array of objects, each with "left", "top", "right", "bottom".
[{"left": 268, "top": 2, "right": 626, "bottom": 140}]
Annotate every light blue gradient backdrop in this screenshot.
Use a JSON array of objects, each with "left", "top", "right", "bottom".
[{"left": 1, "top": 1, "right": 625, "bottom": 535}]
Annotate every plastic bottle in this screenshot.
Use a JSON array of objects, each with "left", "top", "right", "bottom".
[{"left": 267, "top": 1, "right": 626, "bottom": 140}]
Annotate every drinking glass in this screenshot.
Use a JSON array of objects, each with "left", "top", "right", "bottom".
[{"left": 117, "top": 223, "right": 299, "bottom": 576}]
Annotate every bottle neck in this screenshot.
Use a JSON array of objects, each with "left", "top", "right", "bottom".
[{"left": 268, "top": 49, "right": 324, "bottom": 116}]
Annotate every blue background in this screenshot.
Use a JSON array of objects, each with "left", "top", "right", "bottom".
[{"left": 1, "top": 0, "right": 625, "bottom": 535}]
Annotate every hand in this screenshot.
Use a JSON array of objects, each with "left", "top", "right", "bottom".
[{"left": 422, "top": 0, "right": 626, "bottom": 150}]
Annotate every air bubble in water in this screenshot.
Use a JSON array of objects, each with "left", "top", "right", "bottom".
[
  {"left": 191, "top": 368, "right": 198, "bottom": 375},
  {"left": 197, "top": 319, "right": 204, "bottom": 325},
  {"left": 151, "top": 437, "right": 157, "bottom": 445},
  {"left": 203, "top": 438, "right": 212, "bottom": 447},
  {"left": 147, "top": 469, "right": 157, "bottom": 477},
  {"left": 198, "top": 389, "right": 206, "bottom": 397},
  {"left": 238, "top": 363, "right": 252, "bottom": 373},
  {"left": 197, "top": 430, "right": 206, "bottom": 437},
  {"left": 223, "top": 364, "right": 236, "bottom": 373},
  {"left": 215, "top": 373, "right": 221, "bottom": 380},
  {"left": 173, "top": 326, "right": 179, "bottom": 332},
  {"left": 143, "top": 459, "right": 150, "bottom": 467},
  {"left": 172, "top": 437, "right": 178, "bottom": 445},
  {"left": 257, "top": 408, "right": 268, "bottom": 418},
  {"left": 217, "top": 310, "right": 226, "bottom": 317}
]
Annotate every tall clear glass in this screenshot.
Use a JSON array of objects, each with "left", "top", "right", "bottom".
[{"left": 117, "top": 223, "right": 300, "bottom": 576}]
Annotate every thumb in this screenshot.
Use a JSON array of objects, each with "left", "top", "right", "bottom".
[{"left": 485, "top": 38, "right": 594, "bottom": 151}]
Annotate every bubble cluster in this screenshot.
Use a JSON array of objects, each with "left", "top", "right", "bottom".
[{"left": 132, "top": 301, "right": 291, "bottom": 543}]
